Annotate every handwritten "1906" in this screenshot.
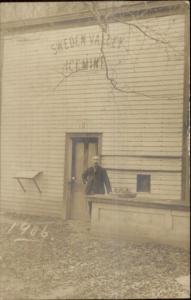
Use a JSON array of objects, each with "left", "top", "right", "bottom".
[{"left": 7, "top": 222, "right": 49, "bottom": 239}]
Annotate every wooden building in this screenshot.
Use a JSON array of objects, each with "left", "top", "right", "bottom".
[{"left": 0, "top": 1, "right": 189, "bottom": 224}]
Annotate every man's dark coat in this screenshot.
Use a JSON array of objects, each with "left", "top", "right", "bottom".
[{"left": 82, "top": 165, "right": 112, "bottom": 195}]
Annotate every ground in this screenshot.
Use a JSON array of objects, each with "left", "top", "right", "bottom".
[{"left": 0, "top": 212, "right": 190, "bottom": 300}]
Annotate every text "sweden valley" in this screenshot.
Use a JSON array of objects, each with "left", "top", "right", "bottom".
[{"left": 51, "top": 32, "right": 125, "bottom": 55}]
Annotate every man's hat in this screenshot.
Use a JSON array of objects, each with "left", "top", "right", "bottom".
[{"left": 92, "top": 155, "right": 99, "bottom": 160}]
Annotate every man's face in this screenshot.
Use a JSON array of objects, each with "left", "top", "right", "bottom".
[{"left": 93, "top": 158, "right": 99, "bottom": 167}]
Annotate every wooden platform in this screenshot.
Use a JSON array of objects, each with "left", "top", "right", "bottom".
[{"left": 88, "top": 195, "right": 190, "bottom": 249}]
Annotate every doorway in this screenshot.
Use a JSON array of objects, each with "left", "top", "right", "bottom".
[{"left": 65, "top": 134, "right": 102, "bottom": 220}]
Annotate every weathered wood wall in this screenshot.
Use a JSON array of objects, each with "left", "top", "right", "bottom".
[
  {"left": 1, "top": 13, "right": 185, "bottom": 216},
  {"left": 0, "top": 1, "right": 130, "bottom": 23}
]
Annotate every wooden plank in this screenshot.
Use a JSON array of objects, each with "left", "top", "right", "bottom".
[{"left": 181, "top": 6, "right": 190, "bottom": 202}]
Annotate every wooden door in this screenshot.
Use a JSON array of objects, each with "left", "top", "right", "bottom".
[{"left": 69, "top": 137, "right": 98, "bottom": 220}]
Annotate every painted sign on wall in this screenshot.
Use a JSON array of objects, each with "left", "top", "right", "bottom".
[
  {"left": 50, "top": 32, "right": 125, "bottom": 55},
  {"left": 51, "top": 32, "right": 125, "bottom": 72}
]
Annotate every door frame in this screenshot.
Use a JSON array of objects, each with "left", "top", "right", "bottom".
[{"left": 64, "top": 133, "right": 102, "bottom": 219}]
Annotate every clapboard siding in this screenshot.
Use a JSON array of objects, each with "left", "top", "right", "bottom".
[
  {"left": 107, "top": 170, "right": 181, "bottom": 200},
  {"left": 1, "top": 200, "right": 63, "bottom": 217},
  {"left": 1, "top": 14, "right": 185, "bottom": 215},
  {"left": 102, "top": 156, "right": 182, "bottom": 171}
]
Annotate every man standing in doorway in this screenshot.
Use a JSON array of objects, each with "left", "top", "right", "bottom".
[{"left": 82, "top": 156, "right": 112, "bottom": 214}]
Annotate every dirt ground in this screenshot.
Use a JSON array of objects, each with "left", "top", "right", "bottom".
[{"left": 0, "top": 212, "right": 190, "bottom": 300}]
